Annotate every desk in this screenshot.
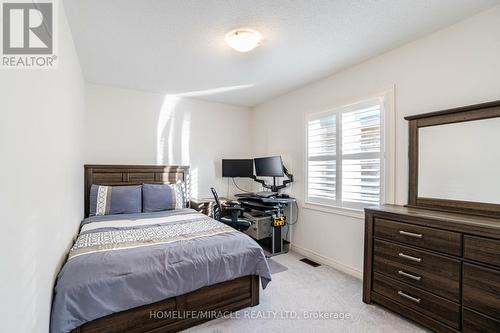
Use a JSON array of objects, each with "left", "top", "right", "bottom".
[{"left": 237, "top": 195, "right": 296, "bottom": 256}]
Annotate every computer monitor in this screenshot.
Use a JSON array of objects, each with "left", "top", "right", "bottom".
[
  {"left": 222, "top": 159, "right": 254, "bottom": 177},
  {"left": 254, "top": 156, "right": 284, "bottom": 177}
]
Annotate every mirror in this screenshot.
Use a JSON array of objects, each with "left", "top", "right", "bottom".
[
  {"left": 406, "top": 100, "right": 500, "bottom": 217},
  {"left": 418, "top": 117, "right": 500, "bottom": 205}
]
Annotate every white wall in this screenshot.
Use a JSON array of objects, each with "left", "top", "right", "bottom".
[
  {"left": 253, "top": 6, "right": 500, "bottom": 276},
  {"left": 0, "top": 3, "right": 86, "bottom": 333},
  {"left": 85, "top": 84, "right": 254, "bottom": 198}
]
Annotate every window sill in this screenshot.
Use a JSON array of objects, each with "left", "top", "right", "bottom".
[{"left": 302, "top": 202, "right": 365, "bottom": 219}]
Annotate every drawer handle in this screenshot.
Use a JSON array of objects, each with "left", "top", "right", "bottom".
[
  {"left": 398, "top": 270, "right": 422, "bottom": 281},
  {"left": 399, "top": 230, "right": 423, "bottom": 238},
  {"left": 398, "top": 252, "right": 422, "bottom": 263},
  {"left": 398, "top": 291, "right": 421, "bottom": 304}
]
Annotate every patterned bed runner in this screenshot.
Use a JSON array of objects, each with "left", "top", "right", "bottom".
[{"left": 69, "top": 214, "right": 235, "bottom": 259}]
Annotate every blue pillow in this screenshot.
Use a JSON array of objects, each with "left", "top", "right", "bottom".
[
  {"left": 142, "top": 183, "right": 187, "bottom": 212},
  {"left": 89, "top": 185, "right": 142, "bottom": 216}
]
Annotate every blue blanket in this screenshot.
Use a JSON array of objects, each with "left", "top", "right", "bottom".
[{"left": 50, "top": 209, "right": 271, "bottom": 333}]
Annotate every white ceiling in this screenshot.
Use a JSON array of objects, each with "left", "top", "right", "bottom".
[{"left": 64, "top": 0, "right": 499, "bottom": 107}]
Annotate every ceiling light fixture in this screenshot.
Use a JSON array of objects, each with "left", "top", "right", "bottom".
[{"left": 225, "top": 29, "right": 262, "bottom": 52}]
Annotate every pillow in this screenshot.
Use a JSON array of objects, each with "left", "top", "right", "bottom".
[
  {"left": 142, "top": 182, "right": 188, "bottom": 212},
  {"left": 89, "top": 185, "right": 142, "bottom": 216}
]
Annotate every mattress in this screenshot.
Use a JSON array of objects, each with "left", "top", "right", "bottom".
[{"left": 50, "top": 209, "right": 271, "bottom": 333}]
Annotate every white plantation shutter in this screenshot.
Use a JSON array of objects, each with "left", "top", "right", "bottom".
[
  {"left": 341, "top": 104, "right": 381, "bottom": 209},
  {"left": 306, "top": 98, "right": 383, "bottom": 210},
  {"left": 307, "top": 115, "right": 337, "bottom": 206}
]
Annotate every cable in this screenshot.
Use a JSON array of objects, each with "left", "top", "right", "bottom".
[
  {"left": 287, "top": 200, "right": 299, "bottom": 225},
  {"left": 232, "top": 178, "right": 252, "bottom": 193},
  {"left": 285, "top": 200, "right": 299, "bottom": 241}
]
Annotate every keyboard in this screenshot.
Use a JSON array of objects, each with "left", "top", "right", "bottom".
[
  {"left": 255, "top": 191, "right": 278, "bottom": 198},
  {"left": 234, "top": 192, "right": 255, "bottom": 198}
]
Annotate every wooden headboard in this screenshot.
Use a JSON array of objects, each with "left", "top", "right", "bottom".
[{"left": 84, "top": 164, "right": 190, "bottom": 218}]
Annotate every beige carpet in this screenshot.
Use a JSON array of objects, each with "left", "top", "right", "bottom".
[{"left": 184, "top": 251, "right": 429, "bottom": 333}]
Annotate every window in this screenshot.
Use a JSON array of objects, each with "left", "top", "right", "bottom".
[{"left": 306, "top": 97, "right": 386, "bottom": 211}]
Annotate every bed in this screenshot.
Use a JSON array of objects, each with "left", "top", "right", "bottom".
[{"left": 50, "top": 165, "right": 271, "bottom": 333}]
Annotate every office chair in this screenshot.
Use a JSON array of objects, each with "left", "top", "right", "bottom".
[{"left": 210, "top": 187, "right": 251, "bottom": 232}]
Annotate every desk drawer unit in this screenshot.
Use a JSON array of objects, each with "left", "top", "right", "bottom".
[
  {"left": 374, "top": 218, "right": 462, "bottom": 256},
  {"left": 373, "top": 273, "right": 460, "bottom": 329},
  {"left": 373, "top": 239, "right": 460, "bottom": 302}
]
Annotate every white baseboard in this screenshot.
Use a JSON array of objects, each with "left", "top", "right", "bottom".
[{"left": 290, "top": 244, "right": 363, "bottom": 280}]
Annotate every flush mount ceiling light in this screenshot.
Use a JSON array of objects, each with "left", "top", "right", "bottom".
[{"left": 225, "top": 29, "right": 262, "bottom": 52}]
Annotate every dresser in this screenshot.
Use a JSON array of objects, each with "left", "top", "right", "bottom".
[{"left": 363, "top": 205, "right": 500, "bottom": 332}]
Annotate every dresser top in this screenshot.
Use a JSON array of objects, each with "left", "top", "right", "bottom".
[{"left": 366, "top": 204, "right": 500, "bottom": 238}]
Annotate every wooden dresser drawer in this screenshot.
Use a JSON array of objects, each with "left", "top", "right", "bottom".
[
  {"left": 463, "top": 263, "right": 500, "bottom": 321},
  {"left": 464, "top": 235, "right": 500, "bottom": 268},
  {"left": 373, "top": 239, "right": 460, "bottom": 302},
  {"left": 463, "top": 308, "right": 500, "bottom": 333},
  {"left": 374, "top": 218, "right": 462, "bottom": 256},
  {"left": 373, "top": 272, "right": 460, "bottom": 329}
]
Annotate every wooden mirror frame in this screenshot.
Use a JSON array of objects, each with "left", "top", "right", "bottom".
[{"left": 405, "top": 100, "right": 500, "bottom": 217}]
